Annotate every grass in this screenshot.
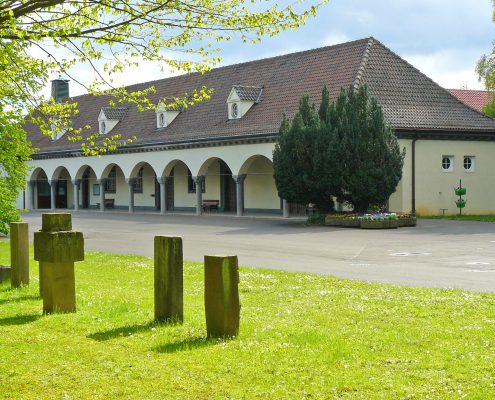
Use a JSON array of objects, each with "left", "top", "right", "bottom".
[
  {"left": 0, "top": 242, "right": 494, "bottom": 399},
  {"left": 422, "top": 214, "right": 495, "bottom": 222}
]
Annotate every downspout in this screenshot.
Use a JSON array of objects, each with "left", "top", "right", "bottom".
[{"left": 411, "top": 134, "right": 418, "bottom": 215}]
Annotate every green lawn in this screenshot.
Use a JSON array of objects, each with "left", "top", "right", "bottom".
[{"left": 0, "top": 241, "right": 494, "bottom": 399}]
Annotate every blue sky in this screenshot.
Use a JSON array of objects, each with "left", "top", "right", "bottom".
[{"left": 58, "top": 0, "right": 495, "bottom": 96}]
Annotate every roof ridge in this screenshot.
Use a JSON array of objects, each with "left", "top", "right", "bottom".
[{"left": 352, "top": 37, "right": 375, "bottom": 89}]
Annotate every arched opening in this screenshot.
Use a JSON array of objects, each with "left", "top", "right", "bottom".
[
  {"left": 33, "top": 169, "right": 51, "bottom": 209},
  {"left": 239, "top": 155, "right": 281, "bottom": 214},
  {"left": 79, "top": 166, "right": 97, "bottom": 209},
  {"left": 130, "top": 162, "right": 159, "bottom": 211},
  {"left": 100, "top": 164, "right": 126, "bottom": 209},
  {"left": 52, "top": 167, "right": 72, "bottom": 209},
  {"left": 198, "top": 157, "right": 236, "bottom": 212}
]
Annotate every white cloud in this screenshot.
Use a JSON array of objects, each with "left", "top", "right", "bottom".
[
  {"left": 320, "top": 33, "right": 352, "bottom": 47},
  {"left": 404, "top": 51, "right": 484, "bottom": 90}
]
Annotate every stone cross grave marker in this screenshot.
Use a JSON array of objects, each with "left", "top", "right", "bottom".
[{"left": 34, "top": 213, "right": 84, "bottom": 313}]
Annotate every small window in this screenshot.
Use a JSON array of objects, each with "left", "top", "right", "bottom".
[
  {"left": 187, "top": 169, "right": 205, "bottom": 193},
  {"left": 133, "top": 167, "right": 143, "bottom": 193},
  {"left": 463, "top": 156, "right": 475, "bottom": 172},
  {"left": 158, "top": 113, "right": 166, "bottom": 128},
  {"left": 100, "top": 121, "right": 106, "bottom": 135},
  {"left": 105, "top": 166, "right": 116, "bottom": 193},
  {"left": 442, "top": 156, "right": 454, "bottom": 172},
  {"left": 231, "top": 103, "right": 238, "bottom": 119}
]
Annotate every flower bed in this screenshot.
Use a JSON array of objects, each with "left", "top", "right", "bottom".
[{"left": 324, "top": 213, "right": 416, "bottom": 229}]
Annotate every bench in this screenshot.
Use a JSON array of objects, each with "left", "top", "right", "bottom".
[
  {"left": 202, "top": 200, "right": 219, "bottom": 212},
  {"left": 96, "top": 199, "right": 115, "bottom": 209}
]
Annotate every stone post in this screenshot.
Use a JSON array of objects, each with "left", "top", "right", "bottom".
[
  {"left": 98, "top": 179, "right": 106, "bottom": 212},
  {"left": 157, "top": 176, "right": 168, "bottom": 215},
  {"left": 127, "top": 178, "right": 135, "bottom": 213},
  {"left": 154, "top": 236, "right": 183, "bottom": 323},
  {"left": 34, "top": 213, "right": 84, "bottom": 313},
  {"left": 72, "top": 179, "right": 80, "bottom": 211},
  {"left": 10, "top": 222, "right": 29, "bottom": 288},
  {"left": 27, "top": 181, "right": 36, "bottom": 210},
  {"left": 232, "top": 175, "right": 246, "bottom": 217},
  {"left": 194, "top": 176, "right": 204, "bottom": 216},
  {"left": 204, "top": 255, "right": 240, "bottom": 338},
  {"left": 282, "top": 199, "right": 290, "bottom": 218},
  {"left": 50, "top": 180, "right": 56, "bottom": 210}
]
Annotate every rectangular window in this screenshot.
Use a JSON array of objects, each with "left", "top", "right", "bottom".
[
  {"left": 105, "top": 167, "right": 116, "bottom": 193},
  {"left": 187, "top": 170, "right": 205, "bottom": 193}
]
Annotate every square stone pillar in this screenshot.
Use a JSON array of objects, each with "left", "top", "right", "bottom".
[
  {"left": 10, "top": 222, "right": 29, "bottom": 287},
  {"left": 154, "top": 236, "right": 183, "bottom": 322},
  {"left": 157, "top": 176, "right": 168, "bottom": 215},
  {"left": 127, "top": 178, "right": 135, "bottom": 213},
  {"left": 282, "top": 199, "right": 290, "bottom": 218},
  {"left": 27, "top": 181, "right": 36, "bottom": 210},
  {"left": 232, "top": 175, "right": 246, "bottom": 217},
  {"left": 34, "top": 213, "right": 84, "bottom": 313},
  {"left": 204, "top": 255, "right": 240, "bottom": 338},
  {"left": 72, "top": 179, "right": 80, "bottom": 211},
  {"left": 194, "top": 176, "right": 204, "bottom": 216},
  {"left": 98, "top": 179, "right": 106, "bottom": 212},
  {"left": 50, "top": 180, "right": 56, "bottom": 210}
]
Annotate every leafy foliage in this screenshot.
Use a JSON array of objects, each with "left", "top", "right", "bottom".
[
  {"left": 477, "top": 1, "right": 495, "bottom": 115},
  {"left": 274, "top": 85, "right": 405, "bottom": 213},
  {"left": 0, "top": 111, "right": 32, "bottom": 234},
  {"left": 0, "top": 0, "right": 324, "bottom": 225}
]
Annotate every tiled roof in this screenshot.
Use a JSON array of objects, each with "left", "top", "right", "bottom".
[
  {"left": 26, "top": 37, "right": 495, "bottom": 154},
  {"left": 233, "top": 86, "right": 263, "bottom": 102},
  {"left": 101, "top": 107, "right": 128, "bottom": 120},
  {"left": 448, "top": 89, "right": 493, "bottom": 112}
]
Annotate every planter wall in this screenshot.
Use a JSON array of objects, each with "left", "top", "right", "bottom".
[
  {"left": 341, "top": 219, "right": 361, "bottom": 228},
  {"left": 360, "top": 220, "right": 399, "bottom": 229},
  {"left": 398, "top": 217, "right": 417, "bottom": 227},
  {"left": 324, "top": 216, "right": 342, "bottom": 227}
]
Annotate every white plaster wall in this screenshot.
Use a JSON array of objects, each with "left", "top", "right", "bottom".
[
  {"left": 388, "top": 139, "right": 412, "bottom": 213},
  {"left": 414, "top": 140, "right": 495, "bottom": 215},
  {"left": 203, "top": 162, "right": 221, "bottom": 202},
  {"left": 134, "top": 164, "right": 156, "bottom": 208},
  {"left": 244, "top": 157, "right": 280, "bottom": 210}
]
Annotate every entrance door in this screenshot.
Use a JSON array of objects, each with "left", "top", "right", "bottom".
[
  {"left": 220, "top": 162, "right": 236, "bottom": 212},
  {"left": 37, "top": 180, "right": 51, "bottom": 209},
  {"left": 81, "top": 169, "right": 90, "bottom": 208},
  {"left": 55, "top": 180, "right": 68, "bottom": 208}
]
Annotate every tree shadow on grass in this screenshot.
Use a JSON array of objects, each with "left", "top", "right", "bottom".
[
  {"left": 153, "top": 337, "right": 218, "bottom": 353},
  {"left": 87, "top": 320, "right": 182, "bottom": 342},
  {"left": 0, "top": 314, "right": 41, "bottom": 326},
  {"left": 0, "top": 294, "right": 39, "bottom": 305}
]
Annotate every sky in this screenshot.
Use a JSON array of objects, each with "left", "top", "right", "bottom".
[{"left": 50, "top": 0, "right": 495, "bottom": 97}]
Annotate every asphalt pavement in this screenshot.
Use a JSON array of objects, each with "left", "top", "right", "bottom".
[{"left": 20, "top": 211, "right": 495, "bottom": 293}]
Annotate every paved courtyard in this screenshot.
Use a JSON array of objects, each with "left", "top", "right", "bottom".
[{"left": 21, "top": 211, "right": 495, "bottom": 292}]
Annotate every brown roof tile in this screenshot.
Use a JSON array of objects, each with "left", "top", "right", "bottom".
[
  {"left": 26, "top": 37, "right": 495, "bottom": 154},
  {"left": 448, "top": 89, "right": 493, "bottom": 112}
]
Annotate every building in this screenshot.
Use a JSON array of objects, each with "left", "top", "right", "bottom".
[
  {"left": 22, "top": 37, "right": 495, "bottom": 216},
  {"left": 448, "top": 89, "right": 493, "bottom": 113}
]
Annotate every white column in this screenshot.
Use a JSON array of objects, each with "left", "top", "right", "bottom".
[
  {"left": 72, "top": 179, "right": 80, "bottom": 211},
  {"left": 158, "top": 176, "right": 168, "bottom": 215},
  {"left": 232, "top": 175, "right": 246, "bottom": 217},
  {"left": 193, "top": 176, "right": 204, "bottom": 216},
  {"left": 127, "top": 178, "right": 135, "bottom": 213},
  {"left": 282, "top": 199, "right": 290, "bottom": 218},
  {"left": 49, "top": 180, "right": 56, "bottom": 210}
]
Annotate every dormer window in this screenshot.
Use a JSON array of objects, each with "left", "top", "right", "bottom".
[
  {"left": 98, "top": 107, "right": 128, "bottom": 135},
  {"left": 51, "top": 119, "right": 69, "bottom": 141},
  {"left": 227, "top": 85, "right": 263, "bottom": 120},
  {"left": 155, "top": 99, "right": 181, "bottom": 129}
]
